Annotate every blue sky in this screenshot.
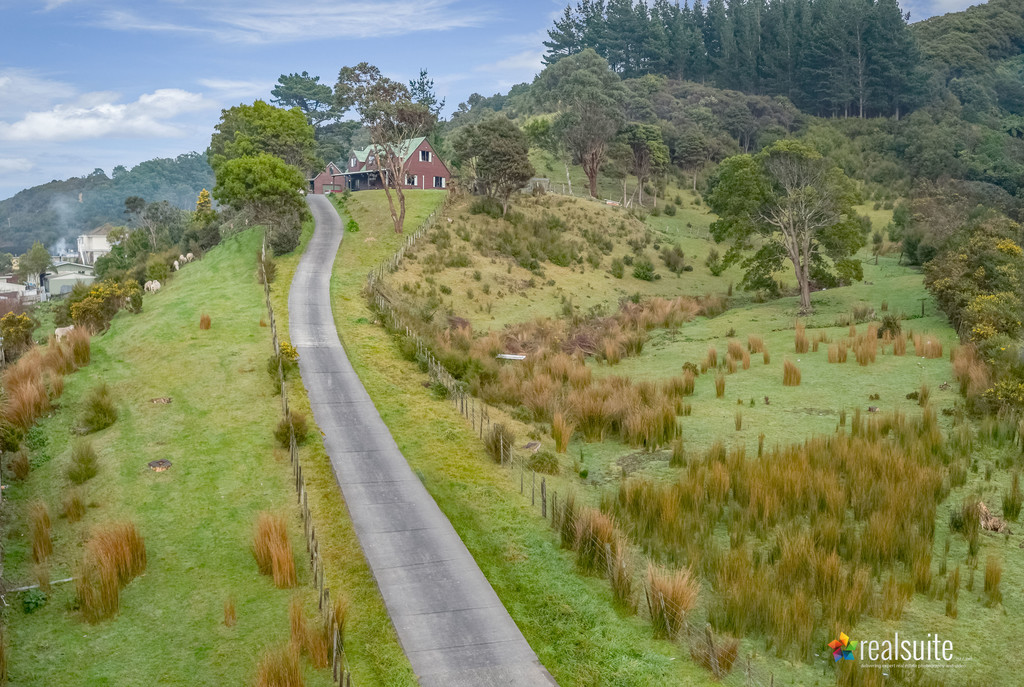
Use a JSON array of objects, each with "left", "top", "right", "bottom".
[{"left": 0, "top": 0, "right": 982, "bottom": 201}]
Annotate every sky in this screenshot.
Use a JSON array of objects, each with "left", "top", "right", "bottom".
[{"left": 0, "top": 0, "right": 985, "bottom": 202}]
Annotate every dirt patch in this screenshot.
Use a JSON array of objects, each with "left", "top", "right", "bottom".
[{"left": 617, "top": 450, "right": 667, "bottom": 476}]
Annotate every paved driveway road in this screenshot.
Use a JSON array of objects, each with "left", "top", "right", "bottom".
[{"left": 289, "top": 194, "right": 557, "bottom": 687}]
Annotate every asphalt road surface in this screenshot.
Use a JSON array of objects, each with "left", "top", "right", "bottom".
[{"left": 289, "top": 194, "right": 557, "bottom": 687}]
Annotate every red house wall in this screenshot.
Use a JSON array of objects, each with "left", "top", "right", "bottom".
[{"left": 311, "top": 140, "right": 451, "bottom": 194}]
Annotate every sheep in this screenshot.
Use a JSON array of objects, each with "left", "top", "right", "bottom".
[
  {"left": 185, "top": 252, "right": 195, "bottom": 262},
  {"left": 173, "top": 260, "right": 179, "bottom": 271},
  {"left": 144, "top": 280, "right": 161, "bottom": 293},
  {"left": 54, "top": 325, "right": 75, "bottom": 341}
]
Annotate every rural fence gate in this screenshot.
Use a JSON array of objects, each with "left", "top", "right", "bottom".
[
  {"left": 261, "top": 240, "right": 355, "bottom": 687},
  {"left": 361, "top": 195, "right": 790, "bottom": 687}
]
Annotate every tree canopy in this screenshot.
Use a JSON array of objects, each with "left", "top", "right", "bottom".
[
  {"left": 208, "top": 101, "right": 318, "bottom": 175},
  {"left": 454, "top": 117, "right": 535, "bottom": 215},
  {"left": 707, "top": 140, "right": 864, "bottom": 312}
]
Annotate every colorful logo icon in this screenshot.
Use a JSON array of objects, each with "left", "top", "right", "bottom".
[{"left": 829, "top": 633, "right": 858, "bottom": 662}]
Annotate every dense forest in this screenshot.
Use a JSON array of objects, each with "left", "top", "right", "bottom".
[{"left": 0, "top": 153, "right": 214, "bottom": 255}]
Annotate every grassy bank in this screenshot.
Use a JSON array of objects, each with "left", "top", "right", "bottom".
[{"left": 3, "top": 230, "right": 332, "bottom": 686}]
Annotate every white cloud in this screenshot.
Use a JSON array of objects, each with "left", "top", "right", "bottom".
[
  {"left": 42, "top": 0, "right": 75, "bottom": 9},
  {"left": 0, "top": 88, "right": 209, "bottom": 142},
  {"left": 198, "top": 77, "right": 273, "bottom": 100},
  {"left": 0, "top": 68, "right": 76, "bottom": 118},
  {"left": 97, "top": 0, "right": 488, "bottom": 44},
  {"left": 0, "top": 158, "right": 33, "bottom": 173}
]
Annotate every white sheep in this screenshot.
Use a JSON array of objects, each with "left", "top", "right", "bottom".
[
  {"left": 179, "top": 254, "right": 187, "bottom": 264},
  {"left": 54, "top": 324, "right": 75, "bottom": 341},
  {"left": 144, "top": 280, "right": 161, "bottom": 293},
  {"left": 185, "top": 252, "right": 195, "bottom": 262},
  {"left": 173, "top": 260, "right": 179, "bottom": 271}
]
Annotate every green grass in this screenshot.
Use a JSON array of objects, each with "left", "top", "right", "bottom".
[
  {"left": 335, "top": 190, "right": 717, "bottom": 686},
  {"left": 3, "top": 230, "right": 334, "bottom": 686}
]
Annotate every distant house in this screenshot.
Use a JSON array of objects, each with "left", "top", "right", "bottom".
[
  {"left": 43, "top": 261, "right": 96, "bottom": 297},
  {"left": 77, "top": 225, "right": 115, "bottom": 265},
  {"left": 310, "top": 138, "right": 450, "bottom": 194}
]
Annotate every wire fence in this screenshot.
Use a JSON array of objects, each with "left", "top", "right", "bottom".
[
  {"left": 361, "top": 201, "right": 785, "bottom": 687},
  {"left": 262, "top": 239, "right": 355, "bottom": 687}
]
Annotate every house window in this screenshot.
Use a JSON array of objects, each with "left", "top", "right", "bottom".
[
  {"left": 433, "top": 176, "right": 445, "bottom": 189},
  {"left": 350, "top": 157, "right": 357, "bottom": 168},
  {"left": 420, "top": 150, "right": 431, "bottom": 162},
  {"left": 405, "top": 174, "right": 417, "bottom": 186}
]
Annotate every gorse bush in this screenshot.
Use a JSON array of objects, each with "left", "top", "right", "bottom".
[
  {"left": 274, "top": 412, "right": 308, "bottom": 449},
  {"left": 80, "top": 383, "right": 117, "bottom": 433}
]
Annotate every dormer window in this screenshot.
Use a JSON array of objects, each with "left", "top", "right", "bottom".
[
  {"left": 420, "top": 150, "right": 431, "bottom": 162},
  {"left": 350, "top": 157, "right": 357, "bottom": 167}
]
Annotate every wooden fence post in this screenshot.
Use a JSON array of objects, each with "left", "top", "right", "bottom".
[{"left": 541, "top": 478, "right": 547, "bottom": 518}]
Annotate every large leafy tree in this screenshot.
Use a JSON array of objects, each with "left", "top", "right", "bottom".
[
  {"left": 707, "top": 140, "right": 864, "bottom": 312},
  {"left": 212, "top": 154, "right": 308, "bottom": 254},
  {"left": 454, "top": 117, "right": 535, "bottom": 215},
  {"left": 334, "top": 63, "right": 436, "bottom": 233},
  {"left": 208, "top": 101, "right": 317, "bottom": 175},
  {"left": 271, "top": 72, "right": 338, "bottom": 127},
  {"left": 18, "top": 241, "right": 51, "bottom": 281},
  {"left": 621, "top": 123, "right": 669, "bottom": 206},
  {"left": 533, "top": 49, "right": 625, "bottom": 198}
]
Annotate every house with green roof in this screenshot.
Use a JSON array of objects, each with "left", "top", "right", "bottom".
[{"left": 310, "top": 137, "right": 450, "bottom": 194}]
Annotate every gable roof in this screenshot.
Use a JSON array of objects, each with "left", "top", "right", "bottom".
[{"left": 351, "top": 137, "right": 429, "bottom": 165}]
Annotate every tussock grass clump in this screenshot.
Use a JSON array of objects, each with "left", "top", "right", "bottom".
[
  {"left": 913, "top": 333, "right": 943, "bottom": 358},
  {"left": 199, "top": 313, "right": 212, "bottom": 330},
  {"left": 9, "top": 449, "right": 30, "bottom": 481},
  {"left": 853, "top": 335, "right": 877, "bottom": 365},
  {"left": 76, "top": 521, "right": 147, "bottom": 622},
  {"left": 252, "top": 512, "right": 296, "bottom": 588},
  {"left": 29, "top": 501, "right": 52, "bottom": 564},
  {"left": 45, "top": 371, "right": 64, "bottom": 399},
  {"left": 647, "top": 564, "right": 699, "bottom": 639},
  {"left": 880, "top": 573, "right": 909, "bottom": 620},
  {"left": 80, "top": 383, "right": 117, "bottom": 433},
  {"left": 828, "top": 342, "right": 848, "bottom": 363},
  {"left": 484, "top": 423, "right": 516, "bottom": 463},
  {"left": 67, "top": 327, "right": 91, "bottom": 367},
  {"left": 224, "top": 596, "right": 237, "bottom": 627},
  {"left": 747, "top": 335, "right": 764, "bottom": 353},
  {"left": 3, "top": 355, "right": 51, "bottom": 429},
  {"left": 67, "top": 441, "right": 99, "bottom": 484},
  {"left": 714, "top": 372, "right": 725, "bottom": 398},
  {"left": 552, "top": 411, "right": 573, "bottom": 453},
  {"left": 892, "top": 332, "right": 907, "bottom": 356},
  {"left": 952, "top": 345, "right": 989, "bottom": 400},
  {"left": 741, "top": 350, "right": 750, "bottom": 369},
  {"left": 782, "top": 360, "right": 801, "bottom": 386},
  {"left": 734, "top": 411, "right": 742, "bottom": 431},
  {"left": 43, "top": 336, "right": 75, "bottom": 375},
  {"left": 794, "top": 321, "right": 808, "bottom": 353},
  {"left": 288, "top": 594, "right": 308, "bottom": 649},
  {"left": 762, "top": 350, "right": 770, "bottom": 365},
  {"left": 725, "top": 356, "right": 737, "bottom": 374},
  {"left": 1004, "top": 472, "right": 1022, "bottom": 521},
  {"left": 331, "top": 593, "right": 350, "bottom": 646},
  {"left": 703, "top": 346, "right": 718, "bottom": 371},
  {"left": 726, "top": 340, "right": 744, "bottom": 361},
  {"left": 253, "top": 643, "right": 304, "bottom": 687},
  {"left": 572, "top": 507, "right": 619, "bottom": 575},
  {"left": 62, "top": 490, "right": 86, "bottom": 522},
  {"left": 984, "top": 555, "right": 1003, "bottom": 606},
  {"left": 608, "top": 536, "right": 635, "bottom": 612},
  {"left": 945, "top": 566, "right": 961, "bottom": 618}
]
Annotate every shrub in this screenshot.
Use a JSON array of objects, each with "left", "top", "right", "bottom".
[
  {"left": 529, "top": 450, "right": 560, "bottom": 475},
  {"left": 254, "top": 643, "right": 303, "bottom": 687},
  {"left": 632, "top": 257, "right": 656, "bottom": 281},
  {"left": 484, "top": 423, "right": 516, "bottom": 463},
  {"left": 62, "top": 490, "right": 86, "bottom": 522},
  {"left": 268, "top": 222, "right": 301, "bottom": 255},
  {"left": 199, "top": 314, "right": 211, "bottom": 330},
  {"left": 661, "top": 245, "right": 686, "bottom": 273},
  {"left": 76, "top": 521, "right": 147, "bottom": 622},
  {"left": 9, "top": 448, "right": 29, "bottom": 480},
  {"left": 783, "top": 360, "right": 801, "bottom": 386},
  {"left": 609, "top": 258, "right": 624, "bottom": 279},
  {"left": 29, "top": 501, "right": 52, "bottom": 564},
  {"left": 705, "top": 248, "right": 725, "bottom": 276},
  {"left": 345, "top": 217, "right": 360, "bottom": 233},
  {"left": 647, "top": 564, "right": 699, "bottom": 638},
  {"left": 67, "top": 441, "right": 99, "bottom": 484},
  {"left": 21, "top": 588, "right": 47, "bottom": 614},
  {"left": 80, "top": 383, "right": 117, "bottom": 433},
  {"left": 274, "top": 412, "right": 309, "bottom": 448},
  {"left": 252, "top": 512, "right": 296, "bottom": 588}
]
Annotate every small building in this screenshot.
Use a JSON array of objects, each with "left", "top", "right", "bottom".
[
  {"left": 43, "top": 261, "right": 96, "bottom": 297},
  {"left": 310, "top": 138, "right": 450, "bottom": 194},
  {"left": 77, "top": 224, "right": 115, "bottom": 265}
]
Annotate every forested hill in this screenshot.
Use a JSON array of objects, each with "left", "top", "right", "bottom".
[
  {"left": 542, "top": 0, "right": 1024, "bottom": 121},
  {"left": 0, "top": 152, "right": 213, "bottom": 255}
]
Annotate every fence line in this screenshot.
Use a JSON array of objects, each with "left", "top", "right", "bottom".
[
  {"left": 262, "top": 240, "right": 354, "bottom": 687},
  {"left": 359, "top": 210, "right": 788, "bottom": 687}
]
